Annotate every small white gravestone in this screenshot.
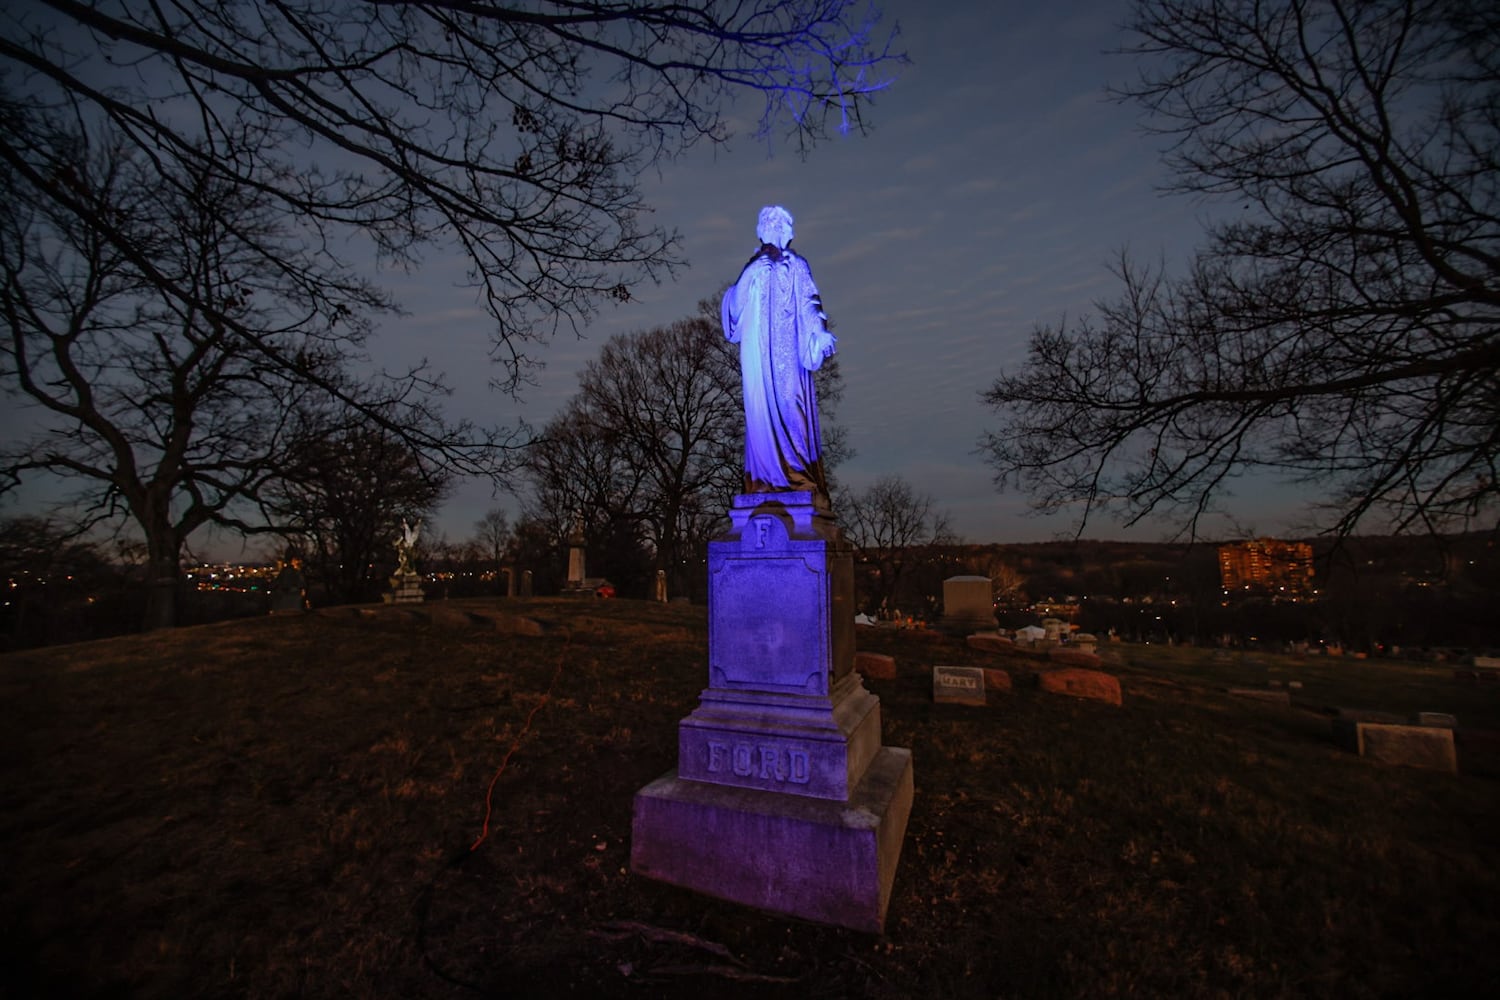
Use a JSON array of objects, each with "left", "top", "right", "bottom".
[{"left": 1015, "top": 624, "right": 1046, "bottom": 646}]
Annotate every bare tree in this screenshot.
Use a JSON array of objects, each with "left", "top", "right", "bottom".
[
  {"left": 473, "top": 507, "right": 513, "bottom": 594},
  {"left": 840, "top": 475, "right": 954, "bottom": 615},
  {"left": 983, "top": 557, "right": 1029, "bottom": 608},
  {"left": 265, "top": 415, "right": 453, "bottom": 605},
  {"left": 980, "top": 0, "right": 1499, "bottom": 538},
  {"left": 0, "top": 126, "right": 451, "bottom": 628},
  {"left": 0, "top": 516, "right": 126, "bottom": 648},
  {"left": 575, "top": 316, "right": 742, "bottom": 595},
  {"left": 2, "top": 1, "right": 903, "bottom": 390},
  {"left": 523, "top": 303, "right": 851, "bottom": 598},
  {"left": 517, "top": 398, "right": 654, "bottom": 593}
]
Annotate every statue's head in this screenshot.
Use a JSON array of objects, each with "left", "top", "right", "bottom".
[{"left": 756, "top": 205, "right": 794, "bottom": 249}]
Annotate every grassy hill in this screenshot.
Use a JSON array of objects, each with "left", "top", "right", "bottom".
[{"left": 3, "top": 599, "right": 1498, "bottom": 998}]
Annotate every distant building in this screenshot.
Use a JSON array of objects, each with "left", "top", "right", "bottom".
[{"left": 1218, "top": 539, "right": 1315, "bottom": 598}]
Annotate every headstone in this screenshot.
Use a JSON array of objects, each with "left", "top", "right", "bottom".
[
  {"left": 1073, "top": 633, "right": 1098, "bottom": 654},
  {"left": 1014, "top": 624, "right": 1046, "bottom": 646},
  {"left": 563, "top": 515, "right": 589, "bottom": 595},
  {"left": 1334, "top": 720, "right": 1458, "bottom": 773},
  {"left": 520, "top": 569, "right": 533, "bottom": 597},
  {"left": 1042, "top": 617, "right": 1064, "bottom": 642},
  {"left": 982, "top": 667, "right": 1013, "bottom": 693},
  {"left": 967, "top": 633, "right": 1014, "bottom": 654},
  {"left": 502, "top": 566, "right": 515, "bottom": 597},
  {"left": 1414, "top": 711, "right": 1458, "bottom": 728},
  {"left": 654, "top": 569, "right": 668, "bottom": 603},
  {"left": 939, "top": 576, "right": 996, "bottom": 634},
  {"left": 1475, "top": 655, "right": 1500, "bottom": 668},
  {"left": 933, "top": 665, "right": 986, "bottom": 705},
  {"left": 854, "top": 652, "right": 896, "bottom": 680},
  {"left": 633, "top": 492, "right": 913, "bottom": 933},
  {"left": 1039, "top": 668, "right": 1123, "bottom": 705}
]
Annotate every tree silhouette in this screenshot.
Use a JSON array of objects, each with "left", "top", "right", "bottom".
[
  {"left": 520, "top": 306, "right": 850, "bottom": 598},
  {"left": 2, "top": 1, "right": 903, "bottom": 390},
  {"left": 840, "top": 474, "right": 954, "bottom": 615},
  {"left": 473, "top": 507, "right": 514, "bottom": 594},
  {"left": 981, "top": 0, "right": 1499, "bottom": 538},
  {"left": 265, "top": 416, "right": 453, "bottom": 605}
]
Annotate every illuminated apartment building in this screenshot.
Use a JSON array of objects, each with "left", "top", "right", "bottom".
[{"left": 1218, "top": 539, "right": 1315, "bottom": 598}]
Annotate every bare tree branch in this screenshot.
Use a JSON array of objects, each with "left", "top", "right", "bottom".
[{"left": 982, "top": 0, "right": 1499, "bottom": 540}]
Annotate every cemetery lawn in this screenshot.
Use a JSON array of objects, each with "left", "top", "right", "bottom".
[{"left": 3, "top": 599, "right": 1499, "bottom": 999}]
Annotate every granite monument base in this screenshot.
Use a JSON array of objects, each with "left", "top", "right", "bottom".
[
  {"left": 631, "top": 746, "right": 913, "bottom": 933},
  {"left": 631, "top": 491, "right": 913, "bottom": 932},
  {"left": 384, "top": 570, "right": 425, "bottom": 604}
]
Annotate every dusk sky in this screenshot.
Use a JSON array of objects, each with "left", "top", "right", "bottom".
[
  {"left": 5, "top": 0, "right": 1318, "bottom": 557},
  {"left": 384, "top": 0, "right": 1312, "bottom": 551}
]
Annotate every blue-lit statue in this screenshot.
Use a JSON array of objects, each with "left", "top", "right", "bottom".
[{"left": 722, "top": 205, "right": 838, "bottom": 500}]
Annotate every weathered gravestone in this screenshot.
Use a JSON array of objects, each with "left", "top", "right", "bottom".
[
  {"left": 966, "top": 632, "right": 1014, "bottom": 654},
  {"left": 940, "top": 576, "right": 996, "bottom": 634},
  {"left": 563, "top": 515, "right": 589, "bottom": 596},
  {"left": 1039, "top": 667, "right": 1123, "bottom": 706},
  {"left": 854, "top": 651, "right": 897, "bottom": 680},
  {"left": 631, "top": 206, "right": 912, "bottom": 934},
  {"left": 631, "top": 492, "right": 914, "bottom": 932},
  {"left": 520, "top": 569, "right": 533, "bottom": 597},
  {"left": 1414, "top": 711, "right": 1458, "bottom": 728},
  {"left": 933, "top": 665, "right": 987, "bottom": 705},
  {"left": 1334, "top": 720, "right": 1458, "bottom": 773}
]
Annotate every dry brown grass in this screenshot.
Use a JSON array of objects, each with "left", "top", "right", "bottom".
[{"left": 3, "top": 598, "right": 1498, "bottom": 998}]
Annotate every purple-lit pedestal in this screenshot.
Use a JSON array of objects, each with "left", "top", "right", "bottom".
[{"left": 631, "top": 492, "right": 913, "bottom": 933}]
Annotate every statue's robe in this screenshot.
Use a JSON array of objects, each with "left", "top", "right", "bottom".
[{"left": 722, "top": 244, "right": 837, "bottom": 498}]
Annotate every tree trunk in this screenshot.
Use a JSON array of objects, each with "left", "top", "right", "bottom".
[{"left": 142, "top": 534, "right": 182, "bottom": 631}]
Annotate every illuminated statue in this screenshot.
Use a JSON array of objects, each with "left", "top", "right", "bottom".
[
  {"left": 722, "top": 205, "right": 838, "bottom": 500},
  {"left": 395, "top": 518, "right": 420, "bottom": 575}
]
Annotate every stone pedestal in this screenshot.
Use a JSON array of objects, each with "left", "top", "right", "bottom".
[
  {"left": 632, "top": 492, "right": 913, "bottom": 932},
  {"left": 384, "top": 570, "right": 425, "bottom": 604}
]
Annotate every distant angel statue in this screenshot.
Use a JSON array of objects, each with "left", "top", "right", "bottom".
[
  {"left": 395, "top": 518, "right": 421, "bottom": 574},
  {"left": 721, "top": 205, "right": 838, "bottom": 500}
]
